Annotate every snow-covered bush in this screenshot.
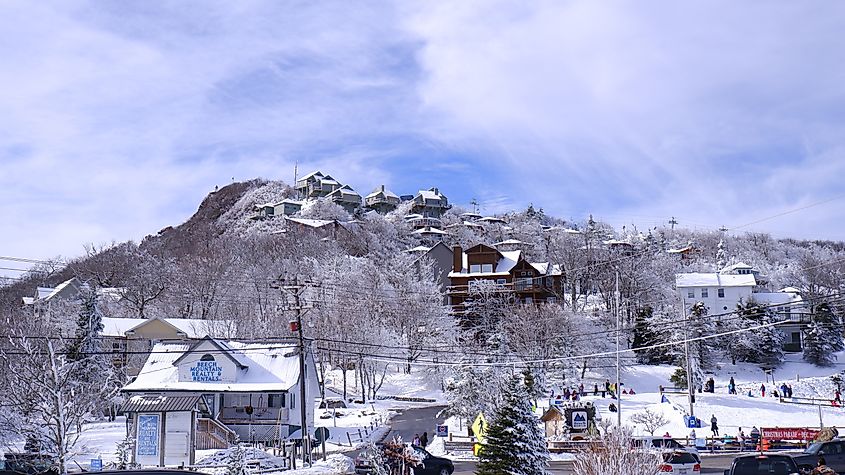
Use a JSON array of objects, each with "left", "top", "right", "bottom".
[{"left": 572, "top": 429, "right": 662, "bottom": 475}]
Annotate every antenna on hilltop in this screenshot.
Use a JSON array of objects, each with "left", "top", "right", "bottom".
[
  {"left": 669, "top": 216, "right": 678, "bottom": 230},
  {"left": 471, "top": 198, "right": 479, "bottom": 214}
]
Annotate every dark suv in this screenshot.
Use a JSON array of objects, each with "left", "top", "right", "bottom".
[
  {"left": 724, "top": 454, "right": 801, "bottom": 475},
  {"left": 793, "top": 439, "right": 845, "bottom": 473}
]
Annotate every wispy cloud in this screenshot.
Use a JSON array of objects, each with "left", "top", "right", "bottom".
[{"left": 2, "top": 1, "right": 844, "bottom": 265}]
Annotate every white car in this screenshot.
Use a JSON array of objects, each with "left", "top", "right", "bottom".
[{"left": 659, "top": 450, "right": 701, "bottom": 475}]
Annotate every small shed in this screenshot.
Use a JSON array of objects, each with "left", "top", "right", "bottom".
[
  {"left": 540, "top": 402, "right": 597, "bottom": 438},
  {"left": 122, "top": 395, "right": 200, "bottom": 467}
]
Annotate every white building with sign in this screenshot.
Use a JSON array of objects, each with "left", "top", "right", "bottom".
[{"left": 122, "top": 337, "right": 318, "bottom": 466}]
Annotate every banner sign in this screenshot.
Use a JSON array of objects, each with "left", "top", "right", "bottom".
[
  {"left": 761, "top": 428, "right": 820, "bottom": 441},
  {"left": 137, "top": 414, "right": 160, "bottom": 456}
]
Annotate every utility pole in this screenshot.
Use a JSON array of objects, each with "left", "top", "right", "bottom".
[
  {"left": 277, "top": 275, "right": 312, "bottom": 467},
  {"left": 680, "top": 296, "right": 694, "bottom": 417},
  {"left": 615, "top": 271, "right": 622, "bottom": 427}
]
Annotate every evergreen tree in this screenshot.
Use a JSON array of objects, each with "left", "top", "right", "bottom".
[
  {"left": 476, "top": 376, "right": 549, "bottom": 475},
  {"left": 726, "top": 300, "right": 784, "bottom": 367},
  {"left": 803, "top": 321, "right": 836, "bottom": 366},
  {"left": 803, "top": 303, "right": 843, "bottom": 367},
  {"left": 66, "top": 286, "right": 103, "bottom": 362},
  {"left": 815, "top": 303, "right": 844, "bottom": 352},
  {"left": 632, "top": 307, "right": 663, "bottom": 364},
  {"left": 716, "top": 239, "right": 727, "bottom": 269}
]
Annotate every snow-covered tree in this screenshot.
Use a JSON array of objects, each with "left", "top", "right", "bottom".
[
  {"left": 114, "top": 436, "right": 134, "bottom": 470},
  {"left": 572, "top": 429, "right": 662, "bottom": 475},
  {"left": 0, "top": 336, "right": 116, "bottom": 474},
  {"left": 66, "top": 285, "right": 103, "bottom": 362},
  {"left": 476, "top": 375, "right": 550, "bottom": 475},
  {"left": 225, "top": 440, "right": 250, "bottom": 475},
  {"left": 724, "top": 300, "right": 784, "bottom": 367},
  {"left": 804, "top": 323, "right": 840, "bottom": 367},
  {"left": 630, "top": 407, "right": 669, "bottom": 436}
]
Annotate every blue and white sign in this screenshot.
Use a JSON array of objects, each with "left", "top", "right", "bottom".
[
  {"left": 572, "top": 411, "right": 588, "bottom": 430},
  {"left": 436, "top": 425, "right": 448, "bottom": 437},
  {"left": 89, "top": 459, "right": 102, "bottom": 472},
  {"left": 137, "top": 414, "right": 160, "bottom": 456},
  {"left": 190, "top": 360, "right": 223, "bottom": 382}
]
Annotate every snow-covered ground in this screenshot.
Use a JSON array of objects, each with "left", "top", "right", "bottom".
[{"left": 573, "top": 352, "right": 845, "bottom": 440}]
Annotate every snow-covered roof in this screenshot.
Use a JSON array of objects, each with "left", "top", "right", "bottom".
[
  {"left": 564, "top": 228, "right": 582, "bottom": 234},
  {"left": 604, "top": 239, "right": 633, "bottom": 247},
  {"left": 405, "top": 245, "right": 432, "bottom": 253},
  {"left": 460, "top": 212, "right": 482, "bottom": 220},
  {"left": 494, "top": 239, "right": 524, "bottom": 246},
  {"left": 366, "top": 186, "right": 399, "bottom": 200},
  {"left": 101, "top": 317, "right": 231, "bottom": 339},
  {"left": 123, "top": 340, "right": 303, "bottom": 393},
  {"left": 320, "top": 178, "right": 339, "bottom": 186},
  {"left": 720, "top": 262, "right": 754, "bottom": 274},
  {"left": 667, "top": 246, "right": 696, "bottom": 254},
  {"left": 36, "top": 287, "right": 53, "bottom": 299},
  {"left": 297, "top": 170, "right": 323, "bottom": 182},
  {"left": 285, "top": 217, "right": 335, "bottom": 228},
  {"left": 403, "top": 213, "right": 424, "bottom": 220},
  {"left": 417, "top": 189, "right": 445, "bottom": 201},
  {"left": 22, "top": 296, "right": 34, "bottom": 305},
  {"left": 411, "top": 227, "right": 448, "bottom": 235},
  {"left": 752, "top": 292, "right": 805, "bottom": 306},
  {"left": 779, "top": 286, "right": 802, "bottom": 294},
  {"left": 43, "top": 278, "right": 79, "bottom": 302},
  {"left": 675, "top": 273, "right": 756, "bottom": 288},
  {"left": 478, "top": 216, "right": 506, "bottom": 224}
]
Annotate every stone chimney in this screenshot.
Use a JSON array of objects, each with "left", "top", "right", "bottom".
[{"left": 452, "top": 245, "right": 462, "bottom": 273}]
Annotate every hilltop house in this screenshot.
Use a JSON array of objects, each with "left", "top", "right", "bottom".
[
  {"left": 448, "top": 244, "right": 562, "bottom": 315},
  {"left": 327, "top": 185, "right": 362, "bottom": 213},
  {"left": 675, "top": 266, "right": 810, "bottom": 351},
  {"left": 365, "top": 185, "right": 401, "bottom": 213},
  {"left": 411, "top": 188, "right": 450, "bottom": 218},
  {"left": 295, "top": 171, "right": 343, "bottom": 199},
  {"left": 122, "top": 337, "right": 318, "bottom": 466},
  {"left": 252, "top": 199, "right": 303, "bottom": 220}
]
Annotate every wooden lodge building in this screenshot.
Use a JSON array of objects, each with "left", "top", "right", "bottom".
[{"left": 447, "top": 244, "right": 563, "bottom": 315}]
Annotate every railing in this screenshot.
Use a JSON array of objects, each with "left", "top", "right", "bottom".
[{"left": 197, "top": 418, "right": 236, "bottom": 449}]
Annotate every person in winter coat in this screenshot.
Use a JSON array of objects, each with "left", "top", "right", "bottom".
[
  {"left": 729, "top": 377, "right": 736, "bottom": 394},
  {"left": 835, "top": 390, "right": 841, "bottom": 405},
  {"left": 420, "top": 432, "right": 429, "bottom": 448},
  {"left": 812, "top": 456, "right": 836, "bottom": 475},
  {"left": 711, "top": 414, "right": 719, "bottom": 437},
  {"left": 750, "top": 426, "right": 761, "bottom": 446},
  {"left": 413, "top": 434, "right": 421, "bottom": 446},
  {"left": 761, "top": 384, "right": 766, "bottom": 398}
]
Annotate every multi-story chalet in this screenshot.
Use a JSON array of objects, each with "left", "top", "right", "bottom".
[
  {"left": 295, "top": 171, "right": 343, "bottom": 199},
  {"left": 448, "top": 244, "right": 563, "bottom": 314},
  {"left": 365, "top": 185, "right": 401, "bottom": 213},
  {"left": 252, "top": 199, "right": 303, "bottom": 220},
  {"left": 122, "top": 337, "right": 318, "bottom": 466},
  {"left": 411, "top": 188, "right": 450, "bottom": 217},
  {"left": 404, "top": 213, "right": 443, "bottom": 230},
  {"left": 327, "top": 185, "right": 362, "bottom": 213},
  {"left": 675, "top": 267, "right": 810, "bottom": 351},
  {"left": 408, "top": 242, "right": 454, "bottom": 304}
]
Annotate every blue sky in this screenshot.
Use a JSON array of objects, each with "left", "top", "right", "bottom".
[{"left": 2, "top": 1, "right": 845, "bottom": 269}]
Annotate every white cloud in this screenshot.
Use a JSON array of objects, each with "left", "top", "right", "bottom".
[{"left": 405, "top": 0, "right": 845, "bottom": 237}]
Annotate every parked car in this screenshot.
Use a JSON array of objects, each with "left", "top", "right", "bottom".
[
  {"left": 659, "top": 450, "right": 701, "bottom": 474},
  {"left": 354, "top": 445, "right": 453, "bottom": 475},
  {"left": 410, "top": 446, "right": 454, "bottom": 475},
  {"left": 724, "top": 453, "right": 801, "bottom": 475},
  {"left": 633, "top": 437, "right": 700, "bottom": 460},
  {"left": 792, "top": 439, "right": 845, "bottom": 473}
]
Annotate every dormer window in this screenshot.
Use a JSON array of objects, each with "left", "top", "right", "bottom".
[{"left": 200, "top": 354, "right": 215, "bottom": 362}]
